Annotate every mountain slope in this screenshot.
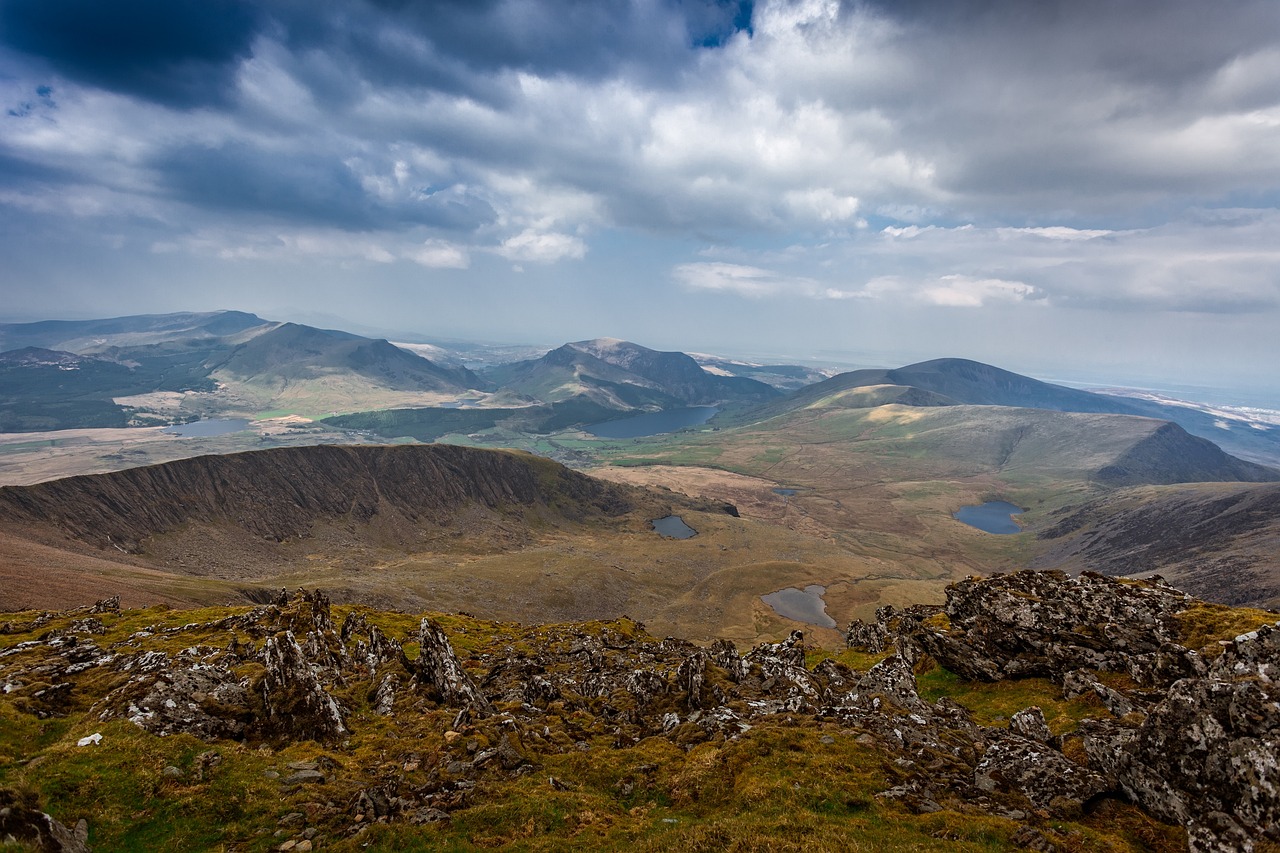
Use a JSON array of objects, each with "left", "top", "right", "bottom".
[
  {"left": 209, "top": 322, "right": 484, "bottom": 395},
  {"left": 0, "top": 444, "right": 630, "bottom": 554},
  {"left": 1033, "top": 482, "right": 1280, "bottom": 608}
]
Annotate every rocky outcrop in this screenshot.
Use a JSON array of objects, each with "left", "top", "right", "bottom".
[
  {"left": 1081, "top": 623, "right": 1280, "bottom": 852},
  {"left": 0, "top": 788, "right": 89, "bottom": 852},
  {"left": 850, "top": 569, "right": 1280, "bottom": 851},
  {"left": 4, "top": 573, "right": 1278, "bottom": 850},
  {"left": 408, "top": 618, "right": 494, "bottom": 714},
  {"left": 910, "top": 570, "right": 1199, "bottom": 685}
]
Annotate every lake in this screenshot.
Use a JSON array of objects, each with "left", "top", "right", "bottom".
[
  {"left": 584, "top": 406, "right": 718, "bottom": 439},
  {"left": 761, "top": 584, "right": 837, "bottom": 628},
  {"left": 953, "top": 500, "right": 1025, "bottom": 534},
  {"left": 772, "top": 488, "right": 798, "bottom": 496},
  {"left": 162, "top": 418, "right": 251, "bottom": 438},
  {"left": 652, "top": 515, "right": 697, "bottom": 539}
]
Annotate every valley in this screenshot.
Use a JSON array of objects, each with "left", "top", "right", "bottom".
[
  {"left": 3, "top": 311, "right": 1280, "bottom": 636},
  {"left": 4, "top": 310, "right": 1280, "bottom": 853}
]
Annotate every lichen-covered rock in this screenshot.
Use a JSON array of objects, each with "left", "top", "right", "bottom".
[
  {"left": 409, "top": 618, "right": 493, "bottom": 714},
  {"left": 1081, "top": 625, "right": 1280, "bottom": 852},
  {"left": 676, "top": 652, "right": 707, "bottom": 711},
  {"left": 104, "top": 663, "right": 252, "bottom": 739},
  {"left": 845, "top": 618, "right": 889, "bottom": 653},
  {"left": 975, "top": 732, "right": 1108, "bottom": 815},
  {"left": 259, "top": 631, "right": 346, "bottom": 741},
  {"left": 1009, "top": 706, "right": 1052, "bottom": 744},
  {"left": 0, "top": 788, "right": 90, "bottom": 852},
  {"left": 914, "top": 570, "right": 1194, "bottom": 684}
]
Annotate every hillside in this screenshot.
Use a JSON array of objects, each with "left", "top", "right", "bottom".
[
  {"left": 0, "top": 310, "right": 269, "bottom": 354},
  {"left": 0, "top": 572, "right": 1275, "bottom": 851},
  {"left": 0, "top": 313, "right": 496, "bottom": 430},
  {"left": 1033, "top": 481, "right": 1280, "bottom": 608}
]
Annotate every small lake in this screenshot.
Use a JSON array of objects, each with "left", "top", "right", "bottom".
[
  {"left": 652, "top": 515, "right": 697, "bottom": 539},
  {"left": 954, "top": 500, "right": 1026, "bottom": 534},
  {"left": 761, "top": 584, "right": 836, "bottom": 629},
  {"left": 773, "top": 488, "right": 798, "bottom": 496},
  {"left": 162, "top": 418, "right": 251, "bottom": 438},
  {"left": 585, "top": 406, "right": 718, "bottom": 439}
]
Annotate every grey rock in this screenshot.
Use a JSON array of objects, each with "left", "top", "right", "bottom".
[
  {"left": 1009, "top": 706, "right": 1052, "bottom": 743},
  {"left": 409, "top": 618, "right": 493, "bottom": 714}
]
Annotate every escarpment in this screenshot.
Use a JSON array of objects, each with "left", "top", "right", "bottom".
[{"left": 0, "top": 444, "right": 641, "bottom": 553}]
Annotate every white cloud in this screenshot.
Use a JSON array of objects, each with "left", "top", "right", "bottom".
[
  {"left": 920, "top": 275, "right": 1040, "bottom": 308},
  {"left": 407, "top": 239, "right": 469, "bottom": 269},
  {"left": 494, "top": 229, "right": 586, "bottom": 263}
]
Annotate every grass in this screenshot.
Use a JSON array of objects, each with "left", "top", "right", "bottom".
[
  {"left": 1174, "top": 600, "right": 1279, "bottom": 655},
  {"left": 0, "top": 597, "right": 1205, "bottom": 853},
  {"left": 916, "top": 665, "right": 1100, "bottom": 734}
]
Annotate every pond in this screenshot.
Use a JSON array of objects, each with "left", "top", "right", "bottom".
[
  {"left": 162, "top": 418, "right": 251, "bottom": 438},
  {"left": 584, "top": 406, "right": 718, "bottom": 439},
  {"left": 652, "top": 515, "right": 697, "bottom": 539},
  {"left": 953, "top": 500, "right": 1026, "bottom": 534},
  {"left": 761, "top": 584, "right": 836, "bottom": 629},
  {"left": 772, "top": 488, "right": 798, "bottom": 496}
]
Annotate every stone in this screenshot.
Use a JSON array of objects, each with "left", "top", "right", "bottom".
[
  {"left": 284, "top": 770, "right": 326, "bottom": 786},
  {"left": 409, "top": 618, "right": 494, "bottom": 714},
  {"left": 0, "top": 788, "right": 90, "bottom": 853},
  {"left": 1009, "top": 707, "right": 1052, "bottom": 744},
  {"left": 259, "top": 631, "right": 346, "bottom": 742}
]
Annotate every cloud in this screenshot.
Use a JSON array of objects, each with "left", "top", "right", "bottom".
[
  {"left": 920, "top": 275, "right": 1040, "bottom": 308},
  {"left": 494, "top": 229, "right": 586, "bottom": 263},
  {"left": 408, "top": 239, "right": 470, "bottom": 270},
  {"left": 0, "top": 0, "right": 259, "bottom": 107},
  {"left": 674, "top": 261, "right": 859, "bottom": 300}
]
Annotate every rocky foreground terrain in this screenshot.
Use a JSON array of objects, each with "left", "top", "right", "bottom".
[{"left": 1, "top": 571, "right": 1277, "bottom": 852}]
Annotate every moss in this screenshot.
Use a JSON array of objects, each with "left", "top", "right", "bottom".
[{"left": 1174, "top": 602, "right": 1278, "bottom": 655}]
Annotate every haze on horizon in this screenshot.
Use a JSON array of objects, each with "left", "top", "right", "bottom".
[{"left": 2, "top": 0, "right": 1280, "bottom": 393}]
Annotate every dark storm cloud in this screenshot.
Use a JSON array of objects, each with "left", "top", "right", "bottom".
[
  {"left": 0, "top": 0, "right": 260, "bottom": 107},
  {"left": 154, "top": 142, "right": 495, "bottom": 231}
]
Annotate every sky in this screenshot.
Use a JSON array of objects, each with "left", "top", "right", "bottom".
[{"left": 2, "top": 0, "right": 1280, "bottom": 391}]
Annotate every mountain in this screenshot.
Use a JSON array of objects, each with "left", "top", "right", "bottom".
[
  {"left": 208, "top": 322, "right": 485, "bottom": 398},
  {"left": 0, "top": 312, "right": 492, "bottom": 430},
  {"left": 0, "top": 444, "right": 632, "bottom": 555},
  {"left": 749, "top": 357, "right": 1280, "bottom": 466},
  {"left": 485, "top": 338, "right": 780, "bottom": 410},
  {"left": 777, "top": 358, "right": 1142, "bottom": 413},
  {"left": 0, "top": 310, "right": 269, "bottom": 353}
]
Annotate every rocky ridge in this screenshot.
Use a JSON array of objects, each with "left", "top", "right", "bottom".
[{"left": 0, "top": 572, "right": 1276, "bottom": 851}]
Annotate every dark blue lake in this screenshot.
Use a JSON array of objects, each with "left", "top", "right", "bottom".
[
  {"left": 162, "top": 418, "right": 251, "bottom": 438},
  {"left": 954, "top": 501, "right": 1025, "bottom": 534},
  {"left": 761, "top": 585, "right": 836, "bottom": 628},
  {"left": 585, "top": 406, "right": 718, "bottom": 439},
  {"left": 652, "top": 515, "right": 697, "bottom": 539}
]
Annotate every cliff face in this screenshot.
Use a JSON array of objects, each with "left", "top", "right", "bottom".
[{"left": 0, "top": 444, "right": 635, "bottom": 552}]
